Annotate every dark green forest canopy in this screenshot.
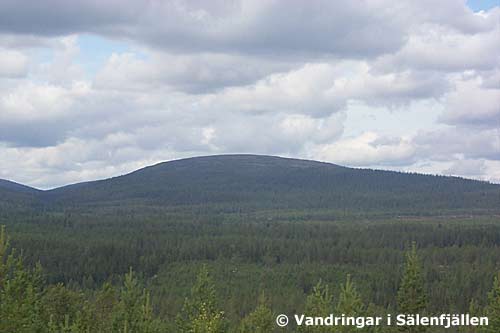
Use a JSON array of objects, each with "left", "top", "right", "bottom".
[{"left": 6, "top": 215, "right": 500, "bottom": 310}]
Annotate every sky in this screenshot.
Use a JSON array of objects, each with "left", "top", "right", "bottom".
[{"left": 0, "top": 0, "right": 499, "bottom": 189}]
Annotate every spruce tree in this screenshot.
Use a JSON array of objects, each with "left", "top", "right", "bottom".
[
  {"left": 239, "top": 292, "right": 274, "bottom": 333},
  {"left": 93, "top": 282, "right": 118, "bottom": 332},
  {"left": 112, "top": 268, "right": 161, "bottom": 333},
  {"left": 40, "top": 283, "right": 83, "bottom": 327},
  {"left": 176, "top": 265, "right": 226, "bottom": 332},
  {"left": 299, "top": 279, "right": 335, "bottom": 333},
  {"left": 0, "top": 226, "right": 45, "bottom": 333},
  {"left": 483, "top": 272, "right": 500, "bottom": 333},
  {"left": 459, "top": 299, "right": 481, "bottom": 333},
  {"left": 0, "top": 225, "right": 8, "bottom": 286},
  {"left": 336, "top": 275, "right": 363, "bottom": 315},
  {"left": 397, "top": 242, "right": 428, "bottom": 333},
  {"left": 336, "top": 275, "right": 364, "bottom": 333}
]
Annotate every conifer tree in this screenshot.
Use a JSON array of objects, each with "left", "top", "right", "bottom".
[
  {"left": 112, "top": 268, "right": 161, "bottom": 333},
  {"left": 336, "top": 275, "right": 363, "bottom": 315},
  {"left": 92, "top": 282, "right": 118, "bottom": 332},
  {"left": 483, "top": 272, "right": 500, "bottom": 333},
  {"left": 299, "top": 279, "right": 335, "bottom": 333},
  {"left": 239, "top": 292, "right": 274, "bottom": 333},
  {"left": 0, "top": 225, "right": 8, "bottom": 286},
  {"left": 365, "top": 303, "right": 390, "bottom": 333},
  {"left": 41, "top": 283, "right": 83, "bottom": 327},
  {"left": 176, "top": 265, "right": 226, "bottom": 332},
  {"left": 459, "top": 299, "right": 481, "bottom": 333},
  {"left": 190, "top": 302, "right": 226, "bottom": 333},
  {"left": 397, "top": 242, "right": 428, "bottom": 333},
  {"left": 0, "top": 226, "right": 45, "bottom": 333},
  {"left": 336, "top": 275, "right": 364, "bottom": 333}
]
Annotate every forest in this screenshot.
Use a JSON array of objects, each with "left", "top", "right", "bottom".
[
  {"left": 1, "top": 155, "right": 499, "bottom": 332},
  {"left": 1, "top": 223, "right": 499, "bottom": 332}
]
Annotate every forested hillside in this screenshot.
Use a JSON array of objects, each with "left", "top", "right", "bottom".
[
  {"left": 2, "top": 155, "right": 500, "bottom": 215},
  {"left": 0, "top": 179, "right": 40, "bottom": 213},
  {"left": 1, "top": 155, "right": 500, "bottom": 331}
]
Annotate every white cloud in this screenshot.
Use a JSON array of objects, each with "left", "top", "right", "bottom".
[
  {"left": 312, "top": 132, "right": 416, "bottom": 167},
  {"left": 375, "top": 24, "right": 500, "bottom": 73},
  {"left": 484, "top": 160, "right": 500, "bottom": 183},
  {"left": 94, "top": 51, "right": 295, "bottom": 93},
  {"left": 439, "top": 79, "right": 500, "bottom": 127},
  {"left": 0, "top": 49, "right": 28, "bottom": 77},
  {"left": 0, "top": 0, "right": 411, "bottom": 57},
  {"left": 414, "top": 127, "right": 500, "bottom": 161},
  {"left": 37, "top": 36, "right": 86, "bottom": 84},
  {"left": 0, "top": 1, "right": 499, "bottom": 187},
  {"left": 444, "top": 158, "right": 487, "bottom": 177}
]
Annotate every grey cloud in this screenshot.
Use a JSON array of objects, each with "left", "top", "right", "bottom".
[
  {"left": 357, "top": 70, "right": 450, "bottom": 106},
  {"left": 208, "top": 112, "right": 345, "bottom": 154},
  {"left": 94, "top": 52, "right": 297, "bottom": 93},
  {"left": 0, "top": 0, "right": 139, "bottom": 36},
  {"left": 414, "top": 128, "right": 500, "bottom": 161},
  {"left": 0, "top": 49, "right": 28, "bottom": 78},
  {"left": 371, "top": 136, "right": 404, "bottom": 147},
  {"left": 0, "top": 120, "right": 70, "bottom": 147},
  {"left": 0, "top": 1, "right": 499, "bottom": 187},
  {"left": 1, "top": 0, "right": 493, "bottom": 60},
  {"left": 202, "top": 63, "right": 449, "bottom": 119},
  {"left": 373, "top": 27, "right": 500, "bottom": 73},
  {"left": 439, "top": 83, "right": 500, "bottom": 128},
  {"left": 444, "top": 159, "right": 486, "bottom": 177},
  {"left": 0, "top": 33, "right": 53, "bottom": 48},
  {"left": 0, "top": 0, "right": 408, "bottom": 58},
  {"left": 403, "top": 0, "right": 499, "bottom": 34},
  {"left": 480, "top": 69, "right": 500, "bottom": 89},
  {"left": 0, "top": 60, "right": 453, "bottom": 149}
]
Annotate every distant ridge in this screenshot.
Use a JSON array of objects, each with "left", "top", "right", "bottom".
[
  {"left": 1, "top": 154, "right": 499, "bottom": 215},
  {"left": 0, "top": 179, "right": 40, "bottom": 211},
  {"left": 0, "top": 179, "right": 39, "bottom": 193}
]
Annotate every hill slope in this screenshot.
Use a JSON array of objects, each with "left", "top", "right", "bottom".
[
  {"left": 0, "top": 179, "right": 40, "bottom": 212},
  {"left": 33, "top": 154, "right": 500, "bottom": 215}
]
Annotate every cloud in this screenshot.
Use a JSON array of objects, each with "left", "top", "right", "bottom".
[
  {"left": 0, "top": 49, "right": 28, "bottom": 78},
  {"left": 413, "top": 127, "right": 500, "bottom": 161},
  {"left": 2, "top": 0, "right": 495, "bottom": 58},
  {"left": 94, "top": 51, "right": 296, "bottom": 93},
  {"left": 312, "top": 132, "right": 416, "bottom": 167},
  {"left": 439, "top": 79, "right": 500, "bottom": 128},
  {"left": 401, "top": 1, "right": 499, "bottom": 34},
  {"left": 0, "top": 140, "right": 171, "bottom": 189},
  {"left": 0, "top": 0, "right": 409, "bottom": 57},
  {"left": 444, "top": 159, "right": 486, "bottom": 177},
  {"left": 207, "top": 112, "right": 345, "bottom": 154},
  {"left": 205, "top": 62, "right": 447, "bottom": 117},
  {"left": 374, "top": 23, "right": 500, "bottom": 73},
  {"left": 37, "top": 36, "right": 86, "bottom": 84},
  {"left": 0, "top": 81, "right": 91, "bottom": 146},
  {"left": 0, "top": 1, "right": 499, "bottom": 187},
  {"left": 0, "top": 0, "right": 139, "bottom": 36}
]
